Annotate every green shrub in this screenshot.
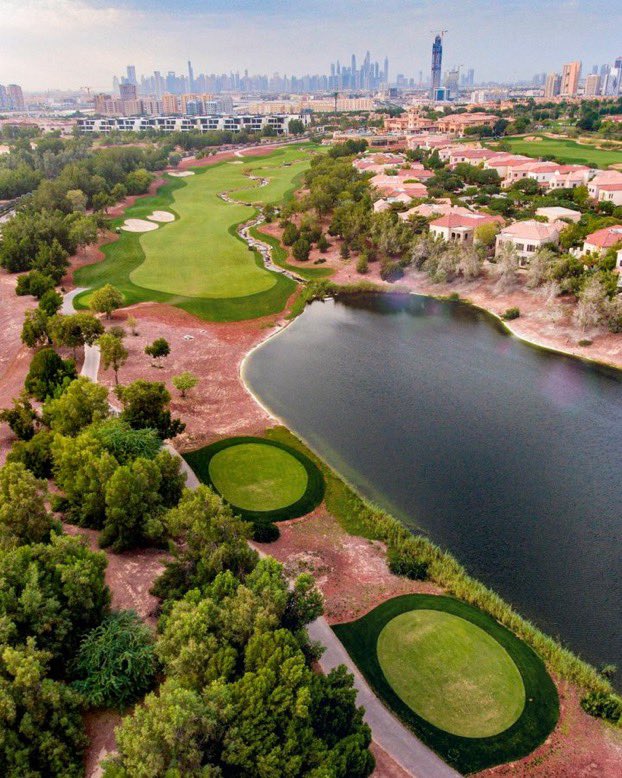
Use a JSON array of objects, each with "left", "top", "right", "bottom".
[
  {"left": 72, "top": 610, "right": 157, "bottom": 709},
  {"left": 356, "top": 255, "right": 369, "bottom": 274},
  {"left": 578, "top": 338, "right": 592, "bottom": 347},
  {"left": 580, "top": 691, "right": 622, "bottom": 723},
  {"left": 387, "top": 546, "right": 429, "bottom": 580},
  {"left": 448, "top": 292, "right": 460, "bottom": 301},
  {"left": 253, "top": 521, "right": 280, "bottom": 543},
  {"left": 7, "top": 429, "right": 54, "bottom": 479},
  {"left": 502, "top": 307, "right": 520, "bottom": 320}
]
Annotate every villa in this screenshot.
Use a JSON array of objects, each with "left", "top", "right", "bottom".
[
  {"left": 429, "top": 212, "right": 503, "bottom": 244},
  {"left": 582, "top": 225, "right": 622, "bottom": 255},
  {"left": 495, "top": 219, "right": 563, "bottom": 262}
]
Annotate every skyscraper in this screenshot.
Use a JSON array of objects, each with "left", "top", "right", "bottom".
[
  {"left": 560, "top": 61, "right": 581, "bottom": 96},
  {"left": 7, "top": 84, "right": 25, "bottom": 111},
  {"left": 544, "top": 72, "right": 561, "bottom": 98},
  {"left": 383, "top": 57, "right": 389, "bottom": 84},
  {"left": 430, "top": 34, "right": 443, "bottom": 99},
  {"left": 584, "top": 73, "right": 601, "bottom": 97},
  {"left": 126, "top": 65, "right": 137, "bottom": 86},
  {"left": 187, "top": 60, "right": 194, "bottom": 91}
]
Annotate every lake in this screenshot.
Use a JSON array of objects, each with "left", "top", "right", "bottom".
[{"left": 244, "top": 294, "right": 622, "bottom": 669}]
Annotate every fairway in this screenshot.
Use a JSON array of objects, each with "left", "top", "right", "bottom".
[
  {"left": 208, "top": 441, "right": 308, "bottom": 511},
  {"left": 184, "top": 435, "right": 325, "bottom": 522},
  {"left": 74, "top": 144, "right": 316, "bottom": 321},
  {"left": 377, "top": 610, "right": 525, "bottom": 738},
  {"left": 489, "top": 135, "right": 622, "bottom": 168},
  {"left": 333, "top": 594, "right": 559, "bottom": 773}
]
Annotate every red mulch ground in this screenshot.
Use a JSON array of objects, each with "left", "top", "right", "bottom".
[{"left": 0, "top": 271, "right": 37, "bottom": 464}]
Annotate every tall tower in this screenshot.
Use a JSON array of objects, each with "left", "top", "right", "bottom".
[
  {"left": 430, "top": 34, "right": 443, "bottom": 98},
  {"left": 126, "top": 65, "right": 137, "bottom": 85},
  {"left": 383, "top": 56, "right": 389, "bottom": 83},
  {"left": 187, "top": 60, "right": 194, "bottom": 92}
]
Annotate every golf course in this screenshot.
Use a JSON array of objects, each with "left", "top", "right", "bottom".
[
  {"left": 74, "top": 144, "right": 317, "bottom": 321},
  {"left": 333, "top": 594, "right": 559, "bottom": 773},
  {"left": 489, "top": 135, "right": 622, "bottom": 168}
]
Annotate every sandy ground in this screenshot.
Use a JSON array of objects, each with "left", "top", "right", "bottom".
[
  {"left": 147, "top": 210, "right": 175, "bottom": 222},
  {"left": 96, "top": 303, "right": 279, "bottom": 452},
  {"left": 121, "top": 218, "right": 158, "bottom": 233},
  {"left": 0, "top": 272, "right": 37, "bottom": 464},
  {"left": 167, "top": 170, "right": 194, "bottom": 177}
]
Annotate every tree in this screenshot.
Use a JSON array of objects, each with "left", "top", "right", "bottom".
[
  {"left": 49, "top": 312, "right": 105, "bottom": 356},
  {"left": 15, "top": 269, "right": 55, "bottom": 299},
  {"left": 145, "top": 337, "right": 170, "bottom": 367},
  {"left": 288, "top": 119, "right": 305, "bottom": 135},
  {"left": 93, "top": 419, "right": 161, "bottom": 464},
  {"left": 525, "top": 247, "right": 555, "bottom": 289},
  {"left": 44, "top": 376, "right": 109, "bottom": 436},
  {"left": 89, "top": 284, "right": 124, "bottom": 318},
  {"left": 494, "top": 242, "right": 520, "bottom": 294},
  {"left": 6, "top": 428, "right": 54, "bottom": 479},
  {"left": 0, "top": 462, "right": 55, "bottom": 548},
  {"left": 0, "top": 392, "right": 38, "bottom": 441},
  {"left": 281, "top": 221, "right": 299, "bottom": 246},
  {"left": 98, "top": 332, "right": 129, "bottom": 385},
  {"left": 21, "top": 307, "right": 49, "bottom": 349},
  {"left": 101, "top": 457, "right": 166, "bottom": 551},
  {"left": 574, "top": 275, "right": 607, "bottom": 331},
  {"left": 38, "top": 288, "right": 63, "bottom": 316},
  {"left": 457, "top": 244, "right": 484, "bottom": 281},
  {"left": 126, "top": 315, "right": 138, "bottom": 336},
  {"left": 0, "top": 639, "right": 87, "bottom": 778},
  {"left": 25, "top": 348, "right": 76, "bottom": 401},
  {"left": 125, "top": 168, "right": 152, "bottom": 195},
  {"left": 474, "top": 221, "right": 500, "bottom": 249},
  {"left": 72, "top": 610, "right": 157, "bottom": 709},
  {"left": 66, "top": 188, "right": 88, "bottom": 212},
  {"left": 292, "top": 237, "right": 311, "bottom": 261},
  {"left": 0, "top": 533, "right": 109, "bottom": 666},
  {"left": 172, "top": 371, "right": 198, "bottom": 398},
  {"left": 115, "top": 380, "right": 185, "bottom": 440}
]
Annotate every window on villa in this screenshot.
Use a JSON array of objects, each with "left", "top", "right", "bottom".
[{"left": 526, "top": 244, "right": 536, "bottom": 252}]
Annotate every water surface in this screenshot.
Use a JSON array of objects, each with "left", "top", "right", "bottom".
[{"left": 245, "top": 295, "right": 622, "bottom": 668}]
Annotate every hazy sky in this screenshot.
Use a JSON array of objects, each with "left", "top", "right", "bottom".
[{"left": 1, "top": 0, "right": 621, "bottom": 91}]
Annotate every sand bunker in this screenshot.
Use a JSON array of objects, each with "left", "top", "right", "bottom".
[
  {"left": 121, "top": 219, "right": 159, "bottom": 233},
  {"left": 168, "top": 170, "right": 195, "bottom": 177},
  {"left": 148, "top": 211, "right": 175, "bottom": 223}
]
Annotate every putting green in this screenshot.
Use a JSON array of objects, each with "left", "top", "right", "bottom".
[
  {"left": 208, "top": 442, "right": 308, "bottom": 512},
  {"left": 377, "top": 610, "right": 525, "bottom": 738}
]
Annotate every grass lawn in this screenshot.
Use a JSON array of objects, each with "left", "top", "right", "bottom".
[
  {"left": 74, "top": 144, "right": 316, "bottom": 321},
  {"left": 184, "top": 435, "right": 325, "bottom": 522},
  {"left": 208, "top": 441, "right": 308, "bottom": 512},
  {"left": 489, "top": 135, "right": 622, "bottom": 168},
  {"left": 333, "top": 594, "right": 559, "bottom": 774},
  {"left": 377, "top": 609, "right": 525, "bottom": 738}
]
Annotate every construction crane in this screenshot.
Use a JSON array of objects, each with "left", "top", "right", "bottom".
[
  {"left": 80, "top": 86, "right": 91, "bottom": 95},
  {"left": 430, "top": 29, "right": 448, "bottom": 39}
]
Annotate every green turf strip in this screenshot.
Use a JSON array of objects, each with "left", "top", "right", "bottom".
[
  {"left": 487, "top": 135, "right": 622, "bottom": 168},
  {"left": 74, "top": 145, "right": 316, "bottom": 321},
  {"left": 183, "top": 435, "right": 325, "bottom": 522},
  {"left": 208, "top": 442, "right": 308, "bottom": 512},
  {"left": 377, "top": 610, "right": 525, "bottom": 738},
  {"left": 333, "top": 594, "right": 559, "bottom": 774}
]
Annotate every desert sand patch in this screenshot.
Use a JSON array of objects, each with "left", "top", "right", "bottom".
[
  {"left": 121, "top": 218, "right": 159, "bottom": 233},
  {"left": 147, "top": 210, "right": 175, "bottom": 223},
  {"left": 168, "top": 170, "right": 195, "bottom": 177}
]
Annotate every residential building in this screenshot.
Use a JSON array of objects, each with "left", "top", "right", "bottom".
[
  {"left": 587, "top": 170, "right": 622, "bottom": 199},
  {"left": 119, "top": 83, "right": 137, "bottom": 101},
  {"left": 6, "top": 84, "right": 25, "bottom": 111},
  {"left": 76, "top": 114, "right": 308, "bottom": 135},
  {"left": 582, "top": 225, "right": 622, "bottom": 255},
  {"left": 430, "top": 211, "right": 503, "bottom": 244},
  {"left": 435, "top": 113, "right": 499, "bottom": 137},
  {"left": 544, "top": 73, "right": 561, "bottom": 99},
  {"left": 495, "top": 220, "right": 562, "bottom": 261},
  {"left": 535, "top": 206, "right": 581, "bottom": 223},
  {"left": 560, "top": 61, "right": 581, "bottom": 96},
  {"left": 597, "top": 184, "right": 622, "bottom": 206}
]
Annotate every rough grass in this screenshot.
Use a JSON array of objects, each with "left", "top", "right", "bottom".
[
  {"left": 207, "top": 441, "right": 308, "bottom": 512},
  {"left": 334, "top": 594, "right": 559, "bottom": 774},
  {"left": 74, "top": 145, "right": 317, "bottom": 321},
  {"left": 377, "top": 609, "right": 525, "bottom": 738},
  {"left": 489, "top": 135, "right": 622, "bottom": 168},
  {"left": 183, "top": 435, "right": 325, "bottom": 523}
]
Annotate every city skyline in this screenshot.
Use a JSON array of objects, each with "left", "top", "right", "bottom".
[{"left": 1, "top": 0, "right": 622, "bottom": 91}]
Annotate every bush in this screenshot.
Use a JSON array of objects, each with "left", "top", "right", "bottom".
[
  {"left": 252, "top": 520, "right": 280, "bottom": 543},
  {"left": 580, "top": 691, "right": 622, "bottom": 722},
  {"left": 502, "top": 307, "right": 520, "bottom": 320},
  {"left": 387, "top": 546, "right": 430, "bottom": 580},
  {"left": 578, "top": 338, "right": 593, "bottom": 347},
  {"left": 16, "top": 270, "right": 55, "bottom": 299},
  {"left": 281, "top": 222, "right": 299, "bottom": 246},
  {"left": 380, "top": 260, "right": 404, "bottom": 282},
  {"left": 7, "top": 429, "right": 54, "bottom": 479},
  {"left": 292, "top": 237, "right": 311, "bottom": 261},
  {"left": 72, "top": 610, "right": 157, "bottom": 709},
  {"left": 25, "top": 348, "right": 77, "bottom": 401},
  {"left": 356, "top": 255, "right": 369, "bottom": 275}
]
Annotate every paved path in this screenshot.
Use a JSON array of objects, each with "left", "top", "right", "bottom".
[
  {"left": 61, "top": 286, "right": 89, "bottom": 315},
  {"left": 308, "top": 618, "right": 461, "bottom": 778},
  {"left": 60, "top": 290, "right": 460, "bottom": 778}
]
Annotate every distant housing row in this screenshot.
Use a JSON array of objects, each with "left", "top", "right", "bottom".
[{"left": 76, "top": 113, "right": 310, "bottom": 135}]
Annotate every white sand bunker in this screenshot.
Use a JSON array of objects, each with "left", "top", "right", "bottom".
[
  {"left": 147, "top": 211, "right": 175, "bottom": 223},
  {"left": 121, "top": 218, "right": 159, "bottom": 233},
  {"left": 168, "top": 170, "right": 195, "bottom": 177}
]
